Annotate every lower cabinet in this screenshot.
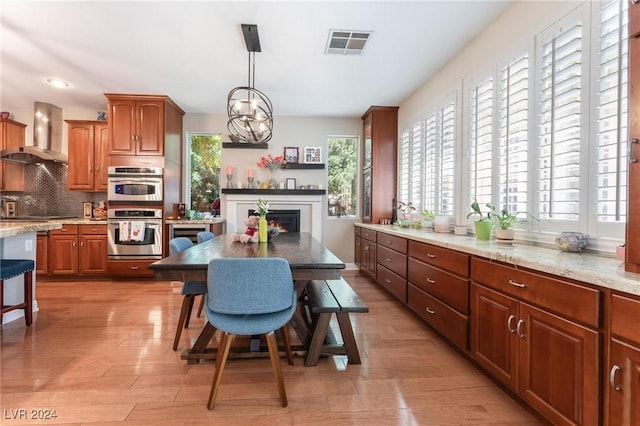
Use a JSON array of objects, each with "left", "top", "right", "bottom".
[
  {"left": 107, "top": 260, "right": 155, "bottom": 277},
  {"left": 36, "top": 234, "right": 48, "bottom": 275},
  {"left": 48, "top": 224, "right": 107, "bottom": 276}
]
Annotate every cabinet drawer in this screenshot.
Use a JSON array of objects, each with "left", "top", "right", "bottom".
[
  {"left": 108, "top": 260, "right": 154, "bottom": 277},
  {"left": 376, "top": 265, "right": 407, "bottom": 303},
  {"left": 408, "top": 283, "right": 468, "bottom": 351},
  {"left": 471, "top": 257, "right": 600, "bottom": 328},
  {"left": 49, "top": 224, "right": 78, "bottom": 235},
  {"left": 408, "top": 257, "right": 469, "bottom": 314},
  {"left": 611, "top": 292, "right": 640, "bottom": 346},
  {"left": 377, "top": 245, "right": 407, "bottom": 277},
  {"left": 409, "top": 240, "right": 469, "bottom": 277},
  {"left": 361, "top": 228, "right": 377, "bottom": 242},
  {"left": 80, "top": 224, "right": 107, "bottom": 235},
  {"left": 377, "top": 232, "right": 407, "bottom": 254}
]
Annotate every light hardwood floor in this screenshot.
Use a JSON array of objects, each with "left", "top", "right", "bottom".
[{"left": 1, "top": 273, "right": 543, "bottom": 425}]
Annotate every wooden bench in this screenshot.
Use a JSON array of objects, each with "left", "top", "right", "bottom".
[{"left": 304, "top": 278, "right": 369, "bottom": 367}]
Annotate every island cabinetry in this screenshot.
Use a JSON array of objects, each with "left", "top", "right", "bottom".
[
  {"left": 359, "top": 228, "right": 377, "bottom": 279},
  {"left": 471, "top": 257, "right": 601, "bottom": 426},
  {"left": 106, "top": 94, "right": 184, "bottom": 157},
  {"left": 48, "top": 224, "right": 107, "bottom": 276},
  {"left": 361, "top": 106, "right": 398, "bottom": 224},
  {"left": 66, "top": 120, "right": 109, "bottom": 190},
  {"left": 606, "top": 292, "right": 640, "bottom": 426},
  {"left": 376, "top": 232, "right": 407, "bottom": 303},
  {"left": 354, "top": 226, "right": 361, "bottom": 267},
  {"left": 407, "top": 241, "right": 470, "bottom": 351},
  {"left": 0, "top": 118, "right": 25, "bottom": 191},
  {"left": 36, "top": 234, "right": 48, "bottom": 275}
]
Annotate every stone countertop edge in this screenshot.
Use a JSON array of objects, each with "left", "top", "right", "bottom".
[
  {"left": 0, "top": 222, "right": 63, "bottom": 238},
  {"left": 356, "top": 223, "right": 640, "bottom": 296},
  {"left": 164, "top": 218, "right": 225, "bottom": 224}
]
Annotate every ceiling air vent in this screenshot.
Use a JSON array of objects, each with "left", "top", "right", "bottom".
[{"left": 325, "top": 30, "right": 372, "bottom": 55}]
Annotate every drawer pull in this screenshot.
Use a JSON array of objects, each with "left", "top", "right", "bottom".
[
  {"left": 425, "top": 307, "right": 435, "bottom": 314},
  {"left": 80, "top": 242, "right": 85, "bottom": 247},
  {"left": 386, "top": 240, "right": 392, "bottom": 244},
  {"left": 91, "top": 228, "right": 98, "bottom": 231},
  {"left": 130, "top": 266, "right": 139, "bottom": 270},
  {"left": 426, "top": 277, "right": 436, "bottom": 284},
  {"left": 516, "top": 319, "right": 525, "bottom": 338},
  {"left": 385, "top": 257, "right": 392, "bottom": 262},
  {"left": 508, "top": 279, "right": 526, "bottom": 288},
  {"left": 385, "top": 279, "right": 392, "bottom": 284},
  {"left": 507, "top": 314, "right": 516, "bottom": 333},
  {"left": 609, "top": 365, "right": 622, "bottom": 391},
  {"left": 426, "top": 253, "right": 436, "bottom": 258}
]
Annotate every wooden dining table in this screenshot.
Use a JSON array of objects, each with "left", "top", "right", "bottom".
[{"left": 149, "top": 232, "right": 346, "bottom": 362}]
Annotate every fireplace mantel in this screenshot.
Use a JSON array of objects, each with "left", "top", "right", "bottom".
[{"left": 224, "top": 192, "right": 325, "bottom": 241}]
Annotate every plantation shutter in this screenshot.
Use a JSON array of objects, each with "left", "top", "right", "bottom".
[{"left": 468, "top": 77, "right": 494, "bottom": 210}]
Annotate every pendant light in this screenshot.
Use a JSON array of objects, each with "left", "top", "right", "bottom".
[{"left": 227, "top": 24, "right": 273, "bottom": 144}]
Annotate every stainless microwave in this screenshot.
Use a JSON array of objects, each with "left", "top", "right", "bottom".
[{"left": 107, "top": 166, "right": 163, "bottom": 202}]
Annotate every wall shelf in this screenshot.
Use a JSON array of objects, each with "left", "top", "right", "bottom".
[
  {"left": 283, "top": 163, "right": 325, "bottom": 169},
  {"left": 221, "top": 189, "right": 326, "bottom": 195},
  {"left": 222, "top": 142, "right": 269, "bottom": 149}
]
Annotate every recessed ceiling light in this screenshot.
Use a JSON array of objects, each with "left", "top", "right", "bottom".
[{"left": 46, "top": 78, "right": 70, "bottom": 89}]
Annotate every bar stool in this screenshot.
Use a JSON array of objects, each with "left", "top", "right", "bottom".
[{"left": 0, "top": 259, "right": 34, "bottom": 326}]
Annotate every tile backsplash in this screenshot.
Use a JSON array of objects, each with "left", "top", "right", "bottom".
[{"left": 1, "top": 163, "right": 105, "bottom": 218}]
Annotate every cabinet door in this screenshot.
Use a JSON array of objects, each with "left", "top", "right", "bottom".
[
  {"left": 362, "top": 168, "right": 371, "bottom": 222},
  {"left": 518, "top": 302, "right": 599, "bottom": 426},
  {"left": 137, "top": 100, "right": 164, "bottom": 155},
  {"left": 36, "top": 235, "right": 48, "bottom": 275},
  {"left": 67, "top": 123, "right": 95, "bottom": 190},
  {"left": 79, "top": 235, "right": 107, "bottom": 275},
  {"left": 48, "top": 235, "right": 78, "bottom": 275},
  {"left": 0, "top": 120, "right": 26, "bottom": 191},
  {"left": 470, "top": 283, "right": 519, "bottom": 390},
  {"left": 608, "top": 339, "right": 640, "bottom": 426},
  {"left": 628, "top": 33, "right": 640, "bottom": 271},
  {"left": 94, "top": 123, "right": 110, "bottom": 190},
  {"left": 109, "top": 99, "right": 136, "bottom": 155}
]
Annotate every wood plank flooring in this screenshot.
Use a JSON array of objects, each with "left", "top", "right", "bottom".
[{"left": 1, "top": 273, "right": 542, "bottom": 425}]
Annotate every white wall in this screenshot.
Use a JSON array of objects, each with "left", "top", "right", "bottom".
[{"left": 184, "top": 113, "right": 361, "bottom": 263}]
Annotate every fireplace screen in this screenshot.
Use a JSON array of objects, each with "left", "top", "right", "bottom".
[{"left": 248, "top": 209, "right": 300, "bottom": 233}]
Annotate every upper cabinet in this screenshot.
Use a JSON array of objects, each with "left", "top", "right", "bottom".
[
  {"left": 105, "top": 94, "right": 184, "bottom": 158},
  {"left": 66, "top": 120, "right": 109, "bottom": 191},
  {"left": 627, "top": 2, "right": 640, "bottom": 272},
  {"left": 0, "top": 118, "right": 26, "bottom": 191},
  {"left": 361, "top": 106, "right": 398, "bottom": 224}
]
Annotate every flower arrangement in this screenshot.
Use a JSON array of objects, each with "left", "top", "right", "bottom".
[
  {"left": 257, "top": 154, "right": 286, "bottom": 172},
  {"left": 255, "top": 198, "right": 270, "bottom": 216}
]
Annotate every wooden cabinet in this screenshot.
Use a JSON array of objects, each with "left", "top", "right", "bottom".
[
  {"left": 354, "top": 226, "right": 361, "bottom": 267},
  {"left": 359, "top": 228, "right": 377, "bottom": 279},
  {"left": 48, "top": 224, "right": 107, "bottom": 275},
  {"left": 361, "top": 106, "right": 398, "bottom": 224},
  {"left": 106, "top": 94, "right": 184, "bottom": 157},
  {"left": 376, "top": 232, "right": 407, "bottom": 303},
  {"left": 628, "top": 2, "right": 640, "bottom": 272},
  {"left": 407, "top": 240, "right": 470, "bottom": 351},
  {"left": 0, "top": 118, "right": 26, "bottom": 191},
  {"left": 606, "top": 292, "right": 640, "bottom": 426},
  {"left": 66, "top": 120, "right": 109, "bottom": 190},
  {"left": 36, "top": 234, "right": 48, "bottom": 275},
  {"left": 470, "top": 258, "right": 601, "bottom": 426}
]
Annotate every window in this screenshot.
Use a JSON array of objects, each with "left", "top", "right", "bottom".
[
  {"left": 188, "top": 133, "right": 221, "bottom": 212},
  {"left": 327, "top": 136, "right": 358, "bottom": 217},
  {"left": 467, "top": 76, "right": 494, "bottom": 210},
  {"left": 399, "top": 121, "right": 424, "bottom": 210}
]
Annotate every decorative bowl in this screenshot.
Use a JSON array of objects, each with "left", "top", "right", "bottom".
[{"left": 555, "top": 232, "right": 588, "bottom": 252}]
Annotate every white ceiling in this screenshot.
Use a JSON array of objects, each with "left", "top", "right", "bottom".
[{"left": 0, "top": 1, "right": 513, "bottom": 117}]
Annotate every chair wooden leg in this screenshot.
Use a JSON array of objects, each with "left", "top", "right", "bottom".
[
  {"left": 173, "top": 296, "right": 192, "bottom": 351},
  {"left": 207, "top": 332, "right": 234, "bottom": 410},
  {"left": 24, "top": 271, "right": 33, "bottom": 326},
  {"left": 0, "top": 278, "right": 4, "bottom": 326},
  {"left": 197, "top": 295, "right": 204, "bottom": 318},
  {"left": 184, "top": 295, "right": 195, "bottom": 329},
  {"left": 265, "top": 331, "right": 288, "bottom": 407},
  {"left": 279, "top": 324, "right": 294, "bottom": 366}
]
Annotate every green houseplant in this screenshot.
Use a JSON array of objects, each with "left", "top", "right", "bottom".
[
  {"left": 394, "top": 201, "right": 416, "bottom": 228},
  {"left": 466, "top": 199, "right": 492, "bottom": 240},
  {"left": 487, "top": 204, "right": 538, "bottom": 242}
]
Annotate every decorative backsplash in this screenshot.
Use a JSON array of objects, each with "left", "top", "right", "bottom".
[{"left": 1, "top": 163, "right": 105, "bottom": 218}]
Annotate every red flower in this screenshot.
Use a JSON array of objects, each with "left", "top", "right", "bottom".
[{"left": 257, "top": 154, "right": 286, "bottom": 171}]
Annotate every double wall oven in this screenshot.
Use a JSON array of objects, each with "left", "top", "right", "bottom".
[{"left": 107, "top": 166, "right": 164, "bottom": 260}]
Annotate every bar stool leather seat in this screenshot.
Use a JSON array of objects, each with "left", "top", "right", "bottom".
[{"left": 0, "top": 259, "right": 35, "bottom": 326}]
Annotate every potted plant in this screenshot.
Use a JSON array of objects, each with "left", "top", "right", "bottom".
[
  {"left": 421, "top": 209, "right": 435, "bottom": 229},
  {"left": 394, "top": 201, "right": 416, "bottom": 228},
  {"left": 487, "top": 204, "right": 538, "bottom": 243},
  {"left": 466, "top": 199, "right": 492, "bottom": 240}
]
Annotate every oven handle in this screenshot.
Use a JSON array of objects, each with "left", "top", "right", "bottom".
[
  {"left": 108, "top": 179, "right": 163, "bottom": 185},
  {"left": 108, "top": 221, "right": 162, "bottom": 227}
]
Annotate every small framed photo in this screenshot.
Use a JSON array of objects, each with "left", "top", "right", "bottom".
[
  {"left": 5, "top": 201, "right": 16, "bottom": 217},
  {"left": 284, "top": 146, "right": 299, "bottom": 164},
  {"left": 303, "top": 146, "right": 322, "bottom": 164},
  {"left": 286, "top": 178, "right": 297, "bottom": 190},
  {"left": 83, "top": 202, "right": 93, "bottom": 219}
]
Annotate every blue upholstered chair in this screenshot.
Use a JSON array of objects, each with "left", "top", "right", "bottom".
[
  {"left": 204, "top": 258, "right": 296, "bottom": 409},
  {"left": 168, "top": 237, "right": 207, "bottom": 351},
  {"left": 196, "top": 231, "right": 215, "bottom": 244}
]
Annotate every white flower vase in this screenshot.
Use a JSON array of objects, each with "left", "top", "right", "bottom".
[{"left": 269, "top": 168, "right": 279, "bottom": 189}]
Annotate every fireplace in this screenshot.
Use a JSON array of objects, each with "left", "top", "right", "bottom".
[{"left": 248, "top": 209, "right": 301, "bottom": 233}]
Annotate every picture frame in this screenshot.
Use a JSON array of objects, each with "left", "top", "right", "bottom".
[
  {"left": 5, "top": 201, "right": 16, "bottom": 217},
  {"left": 83, "top": 202, "right": 93, "bottom": 219},
  {"left": 286, "top": 177, "right": 297, "bottom": 190},
  {"left": 303, "top": 146, "right": 322, "bottom": 164},
  {"left": 284, "top": 146, "right": 299, "bottom": 164}
]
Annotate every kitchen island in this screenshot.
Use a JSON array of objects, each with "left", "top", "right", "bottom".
[{"left": 0, "top": 220, "right": 62, "bottom": 324}]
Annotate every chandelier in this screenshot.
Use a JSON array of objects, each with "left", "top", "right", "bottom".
[{"left": 227, "top": 24, "right": 273, "bottom": 144}]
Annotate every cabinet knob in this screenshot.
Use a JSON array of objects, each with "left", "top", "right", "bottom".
[
  {"left": 385, "top": 257, "right": 392, "bottom": 262},
  {"left": 507, "top": 314, "right": 517, "bottom": 333},
  {"left": 609, "top": 365, "right": 622, "bottom": 391},
  {"left": 632, "top": 0, "right": 639, "bottom": 5},
  {"left": 385, "top": 279, "right": 392, "bottom": 284},
  {"left": 516, "top": 319, "right": 525, "bottom": 338},
  {"left": 80, "top": 242, "right": 85, "bottom": 247}
]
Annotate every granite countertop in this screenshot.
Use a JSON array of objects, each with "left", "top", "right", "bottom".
[
  {"left": 0, "top": 221, "right": 63, "bottom": 238},
  {"left": 356, "top": 223, "right": 640, "bottom": 296}
]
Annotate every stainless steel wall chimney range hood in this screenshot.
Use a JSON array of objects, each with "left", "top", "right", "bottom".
[{"left": 0, "top": 102, "right": 68, "bottom": 163}]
